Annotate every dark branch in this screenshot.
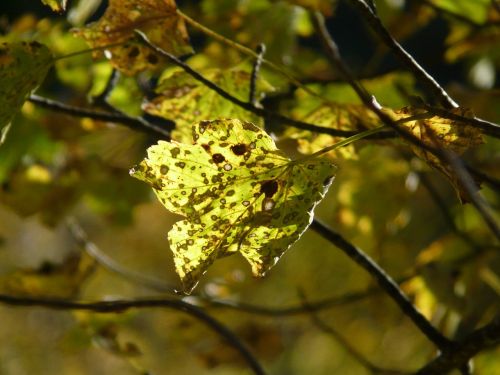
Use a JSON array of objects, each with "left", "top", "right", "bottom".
[
  {"left": 0, "top": 293, "right": 267, "bottom": 375},
  {"left": 29, "top": 94, "right": 173, "bottom": 139},
  {"left": 135, "top": 29, "right": 394, "bottom": 140},
  {"left": 348, "top": 0, "right": 458, "bottom": 109},
  {"left": 300, "top": 291, "right": 412, "bottom": 375},
  {"left": 312, "top": 10, "right": 500, "bottom": 242},
  {"left": 310, "top": 219, "right": 452, "bottom": 350},
  {"left": 249, "top": 43, "right": 266, "bottom": 106},
  {"left": 416, "top": 315, "right": 500, "bottom": 375}
]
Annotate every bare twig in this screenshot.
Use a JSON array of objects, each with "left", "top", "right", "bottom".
[
  {"left": 29, "top": 94, "right": 172, "bottom": 139},
  {"left": 310, "top": 219, "right": 452, "bottom": 350},
  {"left": 0, "top": 293, "right": 267, "bottom": 375},
  {"left": 444, "top": 152, "right": 500, "bottom": 241},
  {"left": 312, "top": 10, "right": 500, "bottom": 241},
  {"left": 299, "top": 290, "right": 412, "bottom": 375},
  {"left": 66, "top": 218, "right": 180, "bottom": 294},
  {"left": 416, "top": 315, "right": 500, "bottom": 375},
  {"left": 348, "top": 0, "right": 458, "bottom": 109},
  {"left": 134, "top": 29, "right": 394, "bottom": 140},
  {"left": 249, "top": 43, "right": 266, "bottom": 106}
]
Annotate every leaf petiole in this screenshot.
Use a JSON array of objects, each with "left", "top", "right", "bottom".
[
  {"left": 295, "top": 125, "right": 391, "bottom": 162},
  {"left": 52, "top": 42, "right": 127, "bottom": 62}
]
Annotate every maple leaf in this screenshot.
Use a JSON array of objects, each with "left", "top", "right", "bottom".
[
  {"left": 40, "top": 0, "right": 68, "bottom": 13},
  {"left": 74, "top": 0, "right": 192, "bottom": 75},
  {"left": 131, "top": 119, "right": 336, "bottom": 293},
  {"left": 0, "top": 42, "right": 53, "bottom": 145},
  {"left": 143, "top": 67, "right": 273, "bottom": 144}
]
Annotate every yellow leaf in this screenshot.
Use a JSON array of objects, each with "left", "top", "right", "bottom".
[
  {"left": 131, "top": 119, "right": 335, "bottom": 292},
  {"left": 73, "top": 0, "right": 192, "bottom": 75}
]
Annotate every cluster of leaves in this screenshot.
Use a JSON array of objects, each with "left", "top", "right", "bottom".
[{"left": 0, "top": 0, "right": 499, "bottom": 374}]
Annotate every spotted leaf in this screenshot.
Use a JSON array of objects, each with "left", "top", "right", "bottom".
[
  {"left": 0, "top": 42, "right": 53, "bottom": 145},
  {"left": 131, "top": 119, "right": 336, "bottom": 293},
  {"left": 73, "top": 0, "right": 192, "bottom": 75},
  {"left": 395, "top": 107, "right": 484, "bottom": 201},
  {"left": 143, "top": 68, "right": 273, "bottom": 144}
]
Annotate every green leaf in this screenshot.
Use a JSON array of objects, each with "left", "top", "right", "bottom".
[
  {"left": 41, "top": 0, "right": 68, "bottom": 13},
  {"left": 73, "top": 0, "right": 192, "bottom": 75},
  {"left": 143, "top": 67, "right": 273, "bottom": 144},
  {"left": 429, "top": 0, "right": 491, "bottom": 24},
  {"left": 0, "top": 42, "right": 52, "bottom": 145},
  {"left": 131, "top": 119, "right": 336, "bottom": 292}
]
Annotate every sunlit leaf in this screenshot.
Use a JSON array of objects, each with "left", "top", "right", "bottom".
[
  {"left": 143, "top": 67, "right": 273, "bottom": 144},
  {"left": 0, "top": 42, "right": 52, "bottom": 145},
  {"left": 41, "top": 0, "right": 68, "bottom": 13},
  {"left": 428, "top": 0, "right": 491, "bottom": 24},
  {"left": 73, "top": 0, "right": 192, "bottom": 75},
  {"left": 131, "top": 118, "right": 335, "bottom": 292},
  {"left": 394, "top": 107, "right": 484, "bottom": 200},
  {"left": 287, "top": 102, "right": 380, "bottom": 159}
]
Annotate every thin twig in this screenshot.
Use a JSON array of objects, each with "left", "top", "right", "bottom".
[
  {"left": 29, "top": 94, "right": 172, "bottom": 139},
  {"left": 299, "top": 291, "right": 412, "bottom": 375},
  {"left": 310, "top": 219, "right": 452, "bottom": 350},
  {"left": 66, "top": 218, "right": 180, "bottom": 294},
  {"left": 249, "top": 43, "right": 266, "bottom": 106},
  {"left": 416, "top": 315, "right": 500, "bottom": 375},
  {"left": 0, "top": 293, "right": 267, "bottom": 375},
  {"left": 134, "top": 29, "right": 394, "bottom": 140},
  {"left": 444, "top": 152, "right": 500, "bottom": 241},
  {"left": 312, "top": 10, "right": 500, "bottom": 241},
  {"left": 348, "top": 0, "right": 458, "bottom": 109}
]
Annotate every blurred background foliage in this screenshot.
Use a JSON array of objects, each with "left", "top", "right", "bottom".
[{"left": 0, "top": 0, "right": 499, "bottom": 374}]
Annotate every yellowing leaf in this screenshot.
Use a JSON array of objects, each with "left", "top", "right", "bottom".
[
  {"left": 131, "top": 119, "right": 335, "bottom": 292},
  {"left": 287, "top": 103, "right": 380, "bottom": 159},
  {"left": 74, "top": 0, "right": 192, "bottom": 75},
  {"left": 0, "top": 42, "right": 52, "bottom": 145},
  {"left": 143, "top": 67, "right": 273, "bottom": 144},
  {"left": 41, "top": 0, "right": 68, "bottom": 13},
  {"left": 394, "top": 107, "right": 484, "bottom": 200}
]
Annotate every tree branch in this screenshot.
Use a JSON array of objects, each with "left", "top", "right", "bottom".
[
  {"left": 249, "top": 43, "right": 266, "bottom": 106},
  {"left": 134, "top": 29, "right": 394, "bottom": 140},
  {"left": 29, "top": 94, "right": 173, "bottom": 139},
  {"left": 300, "top": 290, "right": 412, "bottom": 375},
  {"left": 310, "top": 219, "right": 452, "bottom": 350},
  {"left": 416, "top": 315, "right": 500, "bottom": 375},
  {"left": 0, "top": 293, "right": 267, "bottom": 375},
  {"left": 348, "top": 0, "right": 458, "bottom": 109}
]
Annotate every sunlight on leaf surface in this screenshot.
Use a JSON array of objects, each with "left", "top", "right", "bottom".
[
  {"left": 0, "top": 42, "right": 52, "bottom": 145},
  {"left": 143, "top": 67, "right": 273, "bottom": 144},
  {"left": 395, "top": 107, "right": 484, "bottom": 200},
  {"left": 131, "top": 119, "right": 336, "bottom": 292},
  {"left": 74, "top": 0, "right": 192, "bottom": 75}
]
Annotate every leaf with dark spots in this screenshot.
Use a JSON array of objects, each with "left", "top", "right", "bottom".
[
  {"left": 73, "top": 0, "right": 192, "bottom": 75},
  {"left": 131, "top": 119, "right": 336, "bottom": 293}
]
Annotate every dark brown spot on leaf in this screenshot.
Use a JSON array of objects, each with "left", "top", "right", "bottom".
[
  {"left": 260, "top": 180, "right": 279, "bottom": 198},
  {"left": 212, "top": 153, "right": 225, "bottom": 164},
  {"left": 231, "top": 143, "right": 247, "bottom": 156}
]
